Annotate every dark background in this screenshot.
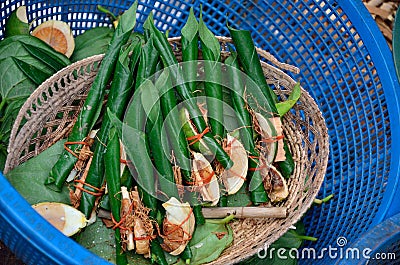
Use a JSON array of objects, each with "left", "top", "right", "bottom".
[{"left": 0, "top": 241, "right": 24, "bottom": 265}]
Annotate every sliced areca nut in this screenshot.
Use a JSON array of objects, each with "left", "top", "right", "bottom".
[
  {"left": 221, "top": 134, "right": 248, "bottom": 195},
  {"left": 255, "top": 113, "right": 286, "bottom": 163},
  {"left": 32, "top": 20, "right": 75, "bottom": 58},
  {"left": 262, "top": 163, "right": 289, "bottom": 203},
  {"left": 192, "top": 152, "right": 220, "bottom": 206},
  {"left": 161, "top": 197, "right": 195, "bottom": 256},
  {"left": 200, "top": 173, "right": 220, "bottom": 206},
  {"left": 32, "top": 202, "right": 87, "bottom": 236},
  {"left": 269, "top": 116, "right": 285, "bottom": 162}
]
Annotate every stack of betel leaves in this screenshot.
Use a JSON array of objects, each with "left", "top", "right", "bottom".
[{"left": 3, "top": 2, "right": 321, "bottom": 265}]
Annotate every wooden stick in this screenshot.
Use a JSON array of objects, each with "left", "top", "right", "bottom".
[
  {"left": 201, "top": 207, "right": 287, "bottom": 219},
  {"left": 99, "top": 206, "right": 287, "bottom": 219}
]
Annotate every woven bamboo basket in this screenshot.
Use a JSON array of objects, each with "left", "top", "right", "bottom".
[{"left": 4, "top": 37, "right": 329, "bottom": 264}]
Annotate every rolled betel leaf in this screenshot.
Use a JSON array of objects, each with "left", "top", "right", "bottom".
[
  {"left": 181, "top": 7, "right": 199, "bottom": 95},
  {"left": 46, "top": 1, "right": 139, "bottom": 192},
  {"left": 225, "top": 52, "right": 268, "bottom": 204},
  {"left": 78, "top": 40, "right": 139, "bottom": 218},
  {"left": 142, "top": 76, "right": 180, "bottom": 200},
  {"left": 144, "top": 13, "right": 233, "bottom": 170},
  {"left": 108, "top": 109, "right": 169, "bottom": 265},
  {"left": 228, "top": 25, "right": 295, "bottom": 179},
  {"left": 199, "top": 11, "right": 224, "bottom": 141},
  {"left": 227, "top": 25, "right": 278, "bottom": 114},
  {"left": 104, "top": 128, "right": 128, "bottom": 265}
]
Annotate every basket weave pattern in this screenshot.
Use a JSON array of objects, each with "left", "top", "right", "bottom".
[
  {"left": 5, "top": 55, "right": 103, "bottom": 171},
  {"left": 5, "top": 38, "right": 329, "bottom": 264}
]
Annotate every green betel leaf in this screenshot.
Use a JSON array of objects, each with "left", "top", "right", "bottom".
[
  {"left": 238, "top": 220, "right": 315, "bottom": 265},
  {"left": 74, "top": 27, "right": 114, "bottom": 51},
  {"left": 22, "top": 42, "right": 70, "bottom": 71},
  {"left": 239, "top": 251, "right": 297, "bottom": 265},
  {"left": 226, "top": 183, "right": 252, "bottom": 207},
  {"left": 0, "top": 57, "right": 40, "bottom": 101},
  {"left": 294, "top": 220, "right": 306, "bottom": 236},
  {"left": 181, "top": 8, "right": 199, "bottom": 95},
  {"left": 107, "top": 108, "right": 123, "bottom": 136},
  {"left": 12, "top": 56, "right": 52, "bottom": 85},
  {"left": 76, "top": 218, "right": 116, "bottom": 262},
  {"left": 0, "top": 97, "right": 26, "bottom": 140},
  {"left": 118, "top": 1, "right": 138, "bottom": 33},
  {"left": 174, "top": 220, "right": 233, "bottom": 265},
  {"left": 71, "top": 27, "right": 115, "bottom": 62},
  {"left": 76, "top": 218, "right": 154, "bottom": 264},
  {"left": 120, "top": 122, "right": 157, "bottom": 199},
  {"left": 140, "top": 78, "right": 161, "bottom": 126},
  {"left": 70, "top": 27, "right": 143, "bottom": 62},
  {"left": 276, "top": 82, "right": 301, "bottom": 117},
  {"left": 5, "top": 140, "right": 70, "bottom": 205},
  {"left": 0, "top": 35, "right": 70, "bottom": 63},
  {"left": 142, "top": 11, "right": 154, "bottom": 32},
  {"left": 198, "top": 12, "right": 220, "bottom": 62},
  {"left": 241, "top": 250, "right": 297, "bottom": 265},
  {"left": 227, "top": 25, "right": 278, "bottom": 115},
  {"left": 0, "top": 35, "right": 70, "bottom": 168},
  {"left": 154, "top": 68, "right": 171, "bottom": 94},
  {"left": 181, "top": 7, "right": 198, "bottom": 44},
  {"left": 0, "top": 35, "right": 70, "bottom": 101},
  {"left": 272, "top": 229, "right": 303, "bottom": 250}
]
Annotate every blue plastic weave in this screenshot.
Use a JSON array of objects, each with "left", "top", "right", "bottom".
[
  {"left": 0, "top": 0, "right": 399, "bottom": 264},
  {"left": 335, "top": 212, "right": 400, "bottom": 264}
]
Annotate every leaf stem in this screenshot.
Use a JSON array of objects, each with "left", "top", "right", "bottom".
[
  {"left": 97, "top": 5, "right": 117, "bottom": 21},
  {"left": 313, "top": 194, "right": 334, "bottom": 205},
  {"left": 0, "top": 98, "right": 6, "bottom": 114},
  {"left": 296, "top": 235, "right": 318, "bottom": 242}
]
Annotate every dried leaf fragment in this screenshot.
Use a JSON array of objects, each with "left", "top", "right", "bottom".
[
  {"left": 131, "top": 187, "right": 152, "bottom": 257},
  {"left": 121, "top": 186, "right": 135, "bottom": 251}
]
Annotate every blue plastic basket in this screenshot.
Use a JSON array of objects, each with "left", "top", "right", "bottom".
[{"left": 0, "top": 0, "right": 399, "bottom": 264}]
